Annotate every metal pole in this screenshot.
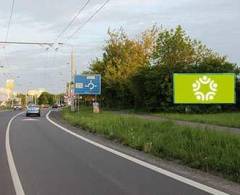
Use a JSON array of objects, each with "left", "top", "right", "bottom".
[
  {"left": 77, "top": 95, "right": 80, "bottom": 113},
  {"left": 25, "top": 94, "right": 27, "bottom": 106},
  {"left": 70, "top": 48, "right": 76, "bottom": 112}
]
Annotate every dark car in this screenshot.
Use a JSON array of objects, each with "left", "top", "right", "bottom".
[{"left": 52, "top": 104, "right": 58, "bottom": 109}]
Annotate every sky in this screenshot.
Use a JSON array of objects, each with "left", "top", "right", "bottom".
[{"left": 0, "top": 0, "right": 239, "bottom": 93}]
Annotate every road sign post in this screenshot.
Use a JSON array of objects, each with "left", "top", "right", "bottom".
[
  {"left": 74, "top": 74, "right": 101, "bottom": 113},
  {"left": 74, "top": 75, "right": 101, "bottom": 95},
  {"left": 70, "top": 82, "right": 75, "bottom": 112}
]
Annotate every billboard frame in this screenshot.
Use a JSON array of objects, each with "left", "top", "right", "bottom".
[{"left": 173, "top": 73, "right": 236, "bottom": 104}]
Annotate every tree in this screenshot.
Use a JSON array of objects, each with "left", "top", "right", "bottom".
[
  {"left": 153, "top": 25, "right": 195, "bottom": 69},
  {"left": 16, "top": 93, "right": 26, "bottom": 105},
  {"left": 151, "top": 26, "right": 236, "bottom": 108},
  {"left": 90, "top": 27, "right": 158, "bottom": 108},
  {"left": 90, "top": 25, "right": 238, "bottom": 112},
  {"left": 38, "top": 92, "right": 54, "bottom": 105}
]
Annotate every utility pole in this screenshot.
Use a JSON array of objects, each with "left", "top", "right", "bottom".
[
  {"left": 71, "top": 48, "right": 77, "bottom": 81},
  {"left": 25, "top": 94, "right": 27, "bottom": 106},
  {"left": 70, "top": 48, "right": 76, "bottom": 112}
]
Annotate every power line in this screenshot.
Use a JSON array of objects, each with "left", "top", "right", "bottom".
[
  {"left": 56, "top": 0, "right": 91, "bottom": 41},
  {"left": 0, "top": 41, "right": 63, "bottom": 47},
  {"left": 5, "top": 0, "right": 16, "bottom": 41},
  {"left": 67, "top": 0, "right": 110, "bottom": 40},
  {"left": 3, "top": 0, "right": 15, "bottom": 68}
]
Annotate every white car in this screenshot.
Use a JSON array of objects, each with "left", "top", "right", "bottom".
[
  {"left": 26, "top": 105, "right": 41, "bottom": 117},
  {"left": 13, "top": 105, "right": 23, "bottom": 110}
]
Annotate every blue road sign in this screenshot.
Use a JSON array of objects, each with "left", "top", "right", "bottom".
[{"left": 74, "top": 74, "right": 101, "bottom": 95}]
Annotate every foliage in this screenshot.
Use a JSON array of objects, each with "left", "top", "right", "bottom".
[
  {"left": 16, "top": 93, "right": 26, "bottom": 105},
  {"left": 89, "top": 25, "right": 238, "bottom": 112},
  {"left": 38, "top": 92, "right": 54, "bottom": 105},
  {"left": 90, "top": 27, "right": 158, "bottom": 108},
  {"left": 61, "top": 107, "right": 240, "bottom": 183}
]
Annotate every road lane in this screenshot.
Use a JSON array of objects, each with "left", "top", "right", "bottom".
[
  {"left": 6, "top": 111, "right": 25, "bottom": 195},
  {"left": 9, "top": 111, "right": 211, "bottom": 195},
  {"left": 0, "top": 110, "right": 19, "bottom": 195}
]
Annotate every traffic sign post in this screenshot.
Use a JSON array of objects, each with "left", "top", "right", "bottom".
[
  {"left": 74, "top": 75, "right": 101, "bottom": 95},
  {"left": 74, "top": 75, "right": 101, "bottom": 113}
]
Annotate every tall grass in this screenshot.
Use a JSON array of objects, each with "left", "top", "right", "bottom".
[
  {"left": 156, "top": 112, "right": 240, "bottom": 128},
  {"left": 61, "top": 107, "right": 240, "bottom": 183}
]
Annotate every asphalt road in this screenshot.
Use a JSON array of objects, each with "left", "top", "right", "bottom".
[
  {"left": 0, "top": 109, "right": 227, "bottom": 195},
  {"left": 0, "top": 110, "right": 19, "bottom": 195}
]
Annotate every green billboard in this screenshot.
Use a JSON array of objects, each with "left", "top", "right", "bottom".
[{"left": 174, "top": 73, "right": 235, "bottom": 104}]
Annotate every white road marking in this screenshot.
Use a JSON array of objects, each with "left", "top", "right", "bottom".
[
  {"left": 46, "top": 111, "right": 229, "bottom": 195},
  {"left": 22, "top": 118, "right": 39, "bottom": 121},
  {"left": 6, "top": 112, "right": 25, "bottom": 195}
]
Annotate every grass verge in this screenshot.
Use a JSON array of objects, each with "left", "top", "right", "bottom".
[
  {"left": 61, "top": 107, "right": 240, "bottom": 183},
  {"left": 155, "top": 112, "right": 240, "bottom": 128}
]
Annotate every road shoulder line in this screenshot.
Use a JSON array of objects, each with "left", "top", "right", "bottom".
[
  {"left": 46, "top": 111, "right": 228, "bottom": 195},
  {"left": 5, "top": 112, "right": 25, "bottom": 195}
]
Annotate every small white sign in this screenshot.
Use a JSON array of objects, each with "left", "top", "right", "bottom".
[
  {"left": 87, "top": 76, "right": 95, "bottom": 79},
  {"left": 76, "top": 83, "right": 83, "bottom": 88}
]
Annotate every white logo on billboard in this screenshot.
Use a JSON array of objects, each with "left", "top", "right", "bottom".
[{"left": 192, "top": 75, "right": 218, "bottom": 101}]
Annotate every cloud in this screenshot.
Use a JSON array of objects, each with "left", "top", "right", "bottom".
[{"left": 0, "top": 0, "right": 239, "bottom": 93}]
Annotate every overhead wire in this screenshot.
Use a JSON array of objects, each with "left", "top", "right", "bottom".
[
  {"left": 3, "top": 0, "right": 16, "bottom": 74},
  {"left": 1, "top": 0, "right": 111, "bottom": 91},
  {"left": 5, "top": 0, "right": 16, "bottom": 42},
  {"left": 67, "top": 0, "right": 110, "bottom": 40},
  {"left": 52, "top": 1, "right": 92, "bottom": 91},
  {"left": 61, "top": 0, "right": 111, "bottom": 76},
  {"left": 55, "top": 0, "right": 91, "bottom": 41}
]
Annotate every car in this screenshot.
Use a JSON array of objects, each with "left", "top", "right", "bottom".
[
  {"left": 13, "top": 105, "right": 23, "bottom": 110},
  {"left": 41, "top": 104, "right": 49, "bottom": 109},
  {"left": 26, "top": 104, "right": 41, "bottom": 117},
  {"left": 52, "top": 104, "right": 58, "bottom": 109}
]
